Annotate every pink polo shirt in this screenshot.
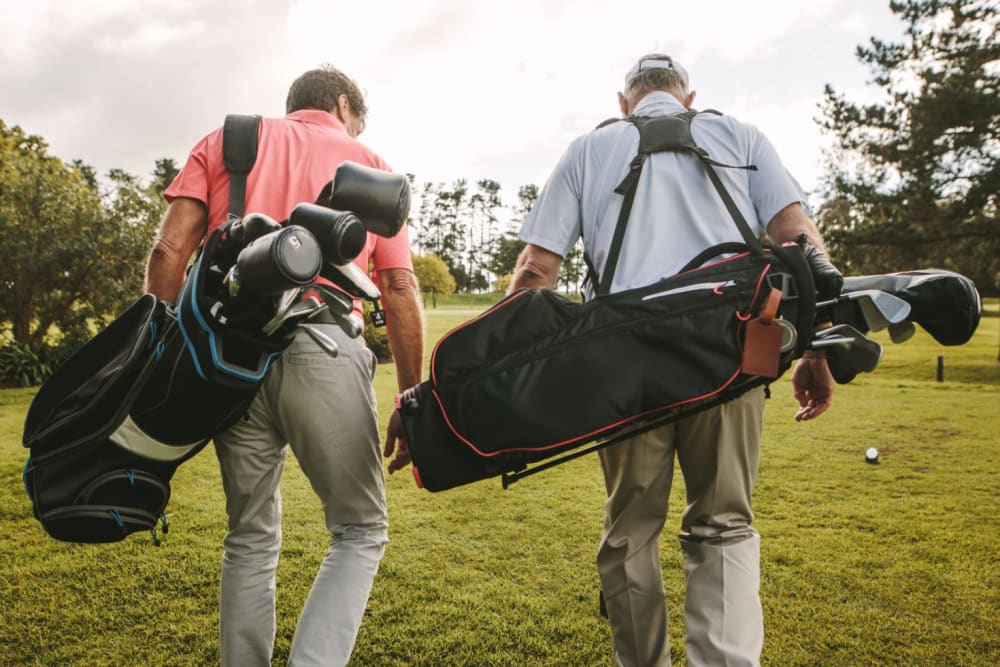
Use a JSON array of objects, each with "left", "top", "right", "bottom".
[{"left": 165, "top": 109, "right": 413, "bottom": 314}]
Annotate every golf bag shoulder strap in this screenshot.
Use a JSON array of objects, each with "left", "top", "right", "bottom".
[
  {"left": 222, "top": 114, "right": 262, "bottom": 222},
  {"left": 594, "top": 109, "right": 762, "bottom": 296}
]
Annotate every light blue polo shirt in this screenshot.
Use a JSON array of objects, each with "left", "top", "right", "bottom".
[{"left": 519, "top": 92, "right": 807, "bottom": 296}]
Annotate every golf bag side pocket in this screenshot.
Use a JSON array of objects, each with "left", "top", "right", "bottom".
[{"left": 23, "top": 436, "right": 188, "bottom": 544}]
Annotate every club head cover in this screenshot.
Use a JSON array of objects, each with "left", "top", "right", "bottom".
[
  {"left": 288, "top": 203, "right": 367, "bottom": 265},
  {"left": 314, "top": 161, "right": 411, "bottom": 238}
]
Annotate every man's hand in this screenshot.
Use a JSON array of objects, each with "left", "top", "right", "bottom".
[
  {"left": 792, "top": 350, "right": 835, "bottom": 421},
  {"left": 383, "top": 408, "right": 411, "bottom": 473}
]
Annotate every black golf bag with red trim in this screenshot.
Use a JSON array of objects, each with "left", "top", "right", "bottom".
[
  {"left": 400, "top": 110, "right": 821, "bottom": 491},
  {"left": 401, "top": 242, "right": 815, "bottom": 491},
  {"left": 398, "top": 112, "right": 983, "bottom": 493}
]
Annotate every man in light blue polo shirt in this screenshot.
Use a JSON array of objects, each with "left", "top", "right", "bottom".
[{"left": 510, "top": 54, "right": 837, "bottom": 667}]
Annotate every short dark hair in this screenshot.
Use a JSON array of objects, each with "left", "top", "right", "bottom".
[{"left": 285, "top": 64, "right": 368, "bottom": 118}]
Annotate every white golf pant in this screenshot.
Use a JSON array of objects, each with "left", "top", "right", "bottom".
[
  {"left": 597, "top": 387, "right": 765, "bottom": 667},
  {"left": 214, "top": 325, "right": 388, "bottom": 667}
]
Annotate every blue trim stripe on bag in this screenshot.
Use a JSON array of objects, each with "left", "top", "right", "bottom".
[{"left": 176, "top": 253, "right": 279, "bottom": 383}]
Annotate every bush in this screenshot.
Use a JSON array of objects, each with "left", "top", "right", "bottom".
[
  {"left": 0, "top": 342, "right": 51, "bottom": 387},
  {"left": 362, "top": 300, "right": 393, "bottom": 363}
]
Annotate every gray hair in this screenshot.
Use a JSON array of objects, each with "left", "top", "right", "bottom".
[
  {"left": 286, "top": 64, "right": 368, "bottom": 118},
  {"left": 624, "top": 53, "right": 689, "bottom": 103}
]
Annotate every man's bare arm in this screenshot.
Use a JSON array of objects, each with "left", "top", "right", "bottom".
[
  {"left": 509, "top": 243, "right": 563, "bottom": 292},
  {"left": 377, "top": 267, "right": 424, "bottom": 391},
  {"left": 144, "top": 198, "right": 209, "bottom": 302},
  {"left": 767, "top": 202, "right": 837, "bottom": 421},
  {"left": 378, "top": 266, "right": 425, "bottom": 474},
  {"left": 766, "top": 202, "right": 827, "bottom": 251}
]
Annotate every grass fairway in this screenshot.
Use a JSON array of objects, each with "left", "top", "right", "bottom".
[{"left": 1, "top": 299, "right": 998, "bottom": 666}]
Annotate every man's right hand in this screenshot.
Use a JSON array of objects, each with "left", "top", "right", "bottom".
[{"left": 797, "top": 233, "right": 844, "bottom": 302}]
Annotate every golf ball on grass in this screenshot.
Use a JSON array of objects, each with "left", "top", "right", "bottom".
[{"left": 865, "top": 447, "right": 879, "bottom": 463}]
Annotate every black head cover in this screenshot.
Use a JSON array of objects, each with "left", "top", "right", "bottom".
[{"left": 314, "top": 161, "right": 410, "bottom": 238}]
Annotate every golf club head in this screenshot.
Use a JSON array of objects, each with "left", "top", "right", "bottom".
[
  {"left": 298, "top": 323, "right": 339, "bottom": 357},
  {"left": 311, "top": 283, "right": 355, "bottom": 318},
  {"left": 309, "top": 283, "right": 364, "bottom": 338},
  {"left": 888, "top": 320, "right": 916, "bottom": 344},
  {"left": 813, "top": 324, "right": 882, "bottom": 384},
  {"left": 282, "top": 296, "right": 326, "bottom": 328},
  {"left": 777, "top": 319, "right": 797, "bottom": 353},
  {"left": 854, "top": 290, "right": 911, "bottom": 331},
  {"left": 332, "top": 311, "right": 364, "bottom": 339},
  {"left": 261, "top": 288, "right": 303, "bottom": 335}
]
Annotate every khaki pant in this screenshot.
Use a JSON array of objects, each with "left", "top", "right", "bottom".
[
  {"left": 597, "top": 387, "right": 765, "bottom": 667},
  {"left": 214, "top": 325, "right": 388, "bottom": 667}
]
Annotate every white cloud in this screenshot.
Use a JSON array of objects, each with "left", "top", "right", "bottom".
[
  {"left": 0, "top": 0, "right": 907, "bottom": 207},
  {"left": 96, "top": 19, "right": 204, "bottom": 54}
]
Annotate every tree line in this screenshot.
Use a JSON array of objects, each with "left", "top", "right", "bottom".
[{"left": 1, "top": 0, "right": 996, "bottom": 384}]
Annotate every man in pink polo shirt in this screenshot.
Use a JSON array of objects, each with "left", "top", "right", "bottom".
[{"left": 144, "top": 65, "right": 423, "bottom": 667}]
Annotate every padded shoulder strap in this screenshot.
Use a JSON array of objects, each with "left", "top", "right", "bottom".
[
  {"left": 596, "top": 110, "right": 763, "bottom": 295},
  {"left": 222, "top": 114, "right": 262, "bottom": 222}
]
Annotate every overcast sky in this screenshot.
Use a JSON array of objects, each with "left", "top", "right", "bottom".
[{"left": 1, "top": 0, "right": 904, "bottom": 207}]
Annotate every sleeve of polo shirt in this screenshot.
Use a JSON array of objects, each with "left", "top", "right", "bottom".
[
  {"left": 366, "top": 155, "right": 414, "bottom": 272},
  {"left": 746, "top": 128, "right": 808, "bottom": 227},
  {"left": 371, "top": 222, "right": 414, "bottom": 272},
  {"left": 163, "top": 131, "right": 217, "bottom": 205},
  {"left": 517, "top": 136, "right": 585, "bottom": 258}
]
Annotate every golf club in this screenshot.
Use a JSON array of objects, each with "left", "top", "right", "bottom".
[
  {"left": 261, "top": 288, "right": 304, "bottom": 335},
  {"left": 263, "top": 295, "right": 325, "bottom": 336},
  {"left": 812, "top": 323, "right": 883, "bottom": 383},
  {"left": 777, "top": 318, "right": 797, "bottom": 353},
  {"left": 312, "top": 283, "right": 355, "bottom": 318},
  {"left": 299, "top": 323, "right": 339, "bottom": 357},
  {"left": 817, "top": 290, "right": 911, "bottom": 332},
  {"left": 888, "top": 320, "right": 916, "bottom": 344},
  {"left": 320, "top": 261, "right": 382, "bottom": 301}
]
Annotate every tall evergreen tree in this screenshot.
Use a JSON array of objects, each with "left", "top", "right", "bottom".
[
  {"left": 816, "top": 0, "right": 999, "bottom": 296},
  {"left": 468, "top": 179, "right": 502, "bottom": 292}
]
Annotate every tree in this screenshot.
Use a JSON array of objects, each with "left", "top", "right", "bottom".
[
  {"left": 467, "top": 179, "right": 503, "bottom": 292},
  {"left": 418, "top": 180, "right": 468, "bottom": 283},
  {"left": 488, "top": 235, "right": 526, "bottom": 279},
  {"left": 0, "top": 120, "right": 162, "bottom": 353},
  {"left": 412, "top": 253, "right": 456, "bottom": 308},
  {"left": 559, "top": 243, "right": 587, "bottom": 294},
  {"left": 816, "top": 0, "right": 999, "bottom": 296},
  {"left": 151, "top": 158, "right": 180, "bottom": 195},
  {"left": 486, "top": 183, "right": 536, "bottom": 289}
]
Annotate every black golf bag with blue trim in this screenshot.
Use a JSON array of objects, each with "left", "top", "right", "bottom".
[{"left": 23, "top": 116, "right": 411, "bottom": 543}]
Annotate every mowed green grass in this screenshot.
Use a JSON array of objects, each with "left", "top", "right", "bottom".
[{"left": 1, "top": 299, "right": 998, "bottom": 666}]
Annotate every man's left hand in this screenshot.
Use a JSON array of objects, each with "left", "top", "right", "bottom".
[
  {"left": 792, "top": 350, "right": 835, "bottom": 421},
  {"left": 383, "top": 409, "right": 411, "bottom": 473}
]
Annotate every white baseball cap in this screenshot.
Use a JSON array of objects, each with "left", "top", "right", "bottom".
[{"left": 625, "top": 55, "right": 689, "bottom": 89}]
